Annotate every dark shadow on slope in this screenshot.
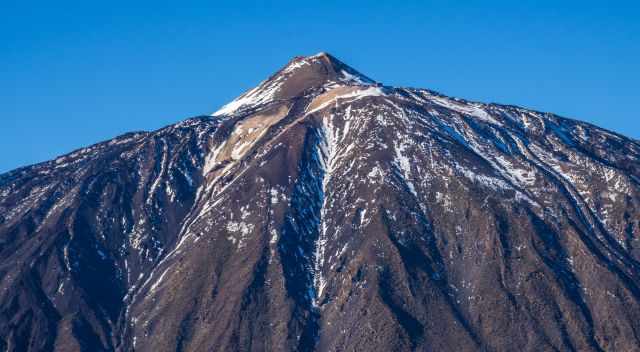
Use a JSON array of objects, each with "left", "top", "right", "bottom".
[
  {"left": 380, "top": 203, "right": 483, "bottom": 350},
  {"left": 278, "top": 126, "right": 325, "bottom": 351},
  {"left": 528, "top": 211, "right": 604, "bottom": 352}
]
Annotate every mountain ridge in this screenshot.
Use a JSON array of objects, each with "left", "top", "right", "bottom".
[{"left": 1, "top": 53, "right": 640, "bottom": 351}]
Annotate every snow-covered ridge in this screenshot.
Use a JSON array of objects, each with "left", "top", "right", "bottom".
[
  {"left": 305, "top": 86, "right": 387, "bottom": 115},
  {"left": 212, "top": 78, "right": 282, "bottom": 117},
  {"left": 211, "top": 55, "right": 318, "bottom": 117}
]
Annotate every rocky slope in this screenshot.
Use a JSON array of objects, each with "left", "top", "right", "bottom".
[{"left": 1, "top": 53, "right": 640, "bottom": 351}]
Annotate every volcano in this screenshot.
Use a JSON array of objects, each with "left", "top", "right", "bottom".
[{"left": 1, "top": 53, "right": 640, "bottom": 351}]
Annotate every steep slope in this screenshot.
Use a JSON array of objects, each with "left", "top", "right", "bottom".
[
  {"left": 0, "top": 118, "right": 218, "bottom": 351},
  {"left": 1, "top": 53, "right": 640, "bottom": 351}
]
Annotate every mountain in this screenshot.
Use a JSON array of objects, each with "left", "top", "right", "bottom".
[{"left": 1, "top": 52, "right": 640, "bottom": 352}]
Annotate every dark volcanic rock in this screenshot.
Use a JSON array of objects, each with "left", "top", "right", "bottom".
[{"left": 2, "top": 53, "right": 640, "bottom": 351}]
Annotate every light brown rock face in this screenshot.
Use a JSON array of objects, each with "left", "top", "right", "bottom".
[{"left": 1, "top": 53, "right": 640, "bottom": 351}]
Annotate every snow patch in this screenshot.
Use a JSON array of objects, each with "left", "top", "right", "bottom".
[{"left": 429, "top": 95, "right": 499, "bottom": 124}]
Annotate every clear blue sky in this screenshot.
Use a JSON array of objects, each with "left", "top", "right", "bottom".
[{"left": 2, "top": 1, "right": 638, "bottom": 173}]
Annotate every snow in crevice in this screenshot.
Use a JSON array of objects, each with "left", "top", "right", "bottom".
[
  {"left": 393, "top": 139, "right": 418, "bottom": 198},
  {"left": 146, "top": 140, "right": 169, "bottom": 205},
  {"left": 63, "top": 242, "right": 73, "bottom": 272},
  {"left": 312, "top": 116, "right": 339, "bottom": 307},
  {"left": 434, "top": 115, "right": 543, "bottom": 205}
]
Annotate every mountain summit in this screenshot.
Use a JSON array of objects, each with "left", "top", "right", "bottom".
[
  {"left": 213, "top": 53, "right": 375, "bottom": 117},
  {"left": 1, "top": 54, "right": 640, "bottom": 352}
]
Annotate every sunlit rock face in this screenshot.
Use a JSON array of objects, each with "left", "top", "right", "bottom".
[{"left": 1, "top": 53, "right": 640, "bottom": 352}]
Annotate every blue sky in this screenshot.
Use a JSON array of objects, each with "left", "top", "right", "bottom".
[{"left": 2, "top": 0, "right": 638, "bottom": 173}]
